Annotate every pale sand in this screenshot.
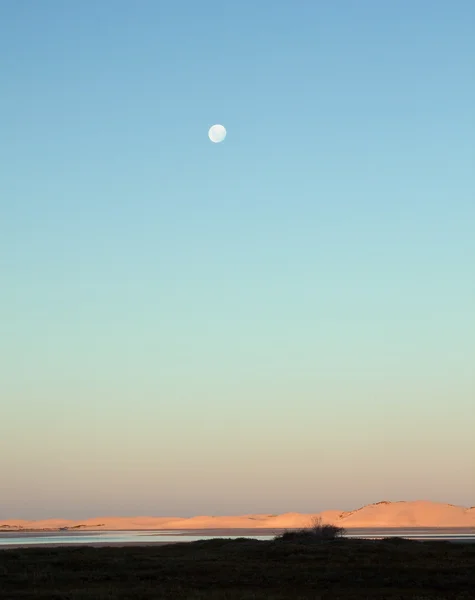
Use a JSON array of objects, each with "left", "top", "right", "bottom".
[{"left": 1, "top": 501, "right": 474, "bottom": 532}]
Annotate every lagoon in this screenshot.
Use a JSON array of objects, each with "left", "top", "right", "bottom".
[{"left": 1, "top": 528, "right": 474, "bottom": 547}]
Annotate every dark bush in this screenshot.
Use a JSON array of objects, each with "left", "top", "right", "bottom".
[
  {"left": 275, "top": 516, "right": 346, "bottom": 544},
  {"left": 381, "top": 536, "right": 416, "bottom": 544}
]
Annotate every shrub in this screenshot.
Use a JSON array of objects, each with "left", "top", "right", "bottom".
[{"left": 275, "top": 516, "right": 346, "bottom": 543}]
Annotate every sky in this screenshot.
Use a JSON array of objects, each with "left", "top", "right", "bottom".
[{"left": 1, "top": 0, "right": 474, "bottom": 520}]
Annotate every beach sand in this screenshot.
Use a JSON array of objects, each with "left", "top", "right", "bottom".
[{"left": 1, "top": 501, "right": 474, "bottom": 533}]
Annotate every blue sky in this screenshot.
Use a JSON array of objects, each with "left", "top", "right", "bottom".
[{"left": 1, "top": 0, "right": 474, "bottom": 519}]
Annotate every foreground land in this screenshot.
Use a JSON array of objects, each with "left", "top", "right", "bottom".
[{"left": 0, "top": 537, "right": 474, "bottom": 599}]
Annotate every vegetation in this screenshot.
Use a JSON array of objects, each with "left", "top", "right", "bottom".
[
  {"left": 275, "top": 516, "right": 346, "bottom": 543},
  {"left": 0, "top": 536, "right": 474, "bottom": 599}
]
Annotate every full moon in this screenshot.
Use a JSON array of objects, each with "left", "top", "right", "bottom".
[{"left": 208, "top": 124, "right": 226, "bottom": 143}]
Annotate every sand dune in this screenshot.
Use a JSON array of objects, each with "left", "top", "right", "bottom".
[{"left": 1, "top": 501, "right": 474, "bottom": 531}]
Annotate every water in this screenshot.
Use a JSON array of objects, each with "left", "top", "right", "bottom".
[
  {"left": 1, "top": 528, "right": 474, "bottom": 547},
  {"left": 344, "top": 530, "right": 475, "bottom": 542},
  {"left": 0, "top": 532, "right": 272, "bottom": 546}
]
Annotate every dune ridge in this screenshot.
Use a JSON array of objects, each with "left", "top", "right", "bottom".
[{"left": 1, "top": 501, "right": 474, "bottom": 531}]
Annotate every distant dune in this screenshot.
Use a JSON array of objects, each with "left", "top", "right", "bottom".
[{"left": 1, "top": 501, "right": 474, "bottom": 531}]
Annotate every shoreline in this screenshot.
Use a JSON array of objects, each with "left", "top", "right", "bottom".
[
  {"left": 0, "top": 526, "right": 475, "bottom": 539},
  {"left": 2, "top": 539, "right": 475, "bottom": 550}
]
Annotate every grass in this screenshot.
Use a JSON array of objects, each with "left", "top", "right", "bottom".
[{"left": 0, "top": 536, "right": 474, "bottom": 599}]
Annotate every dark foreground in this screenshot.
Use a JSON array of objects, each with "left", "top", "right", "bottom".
[{"left": 1, "top": 537, "right": 474, "bottom": 599}]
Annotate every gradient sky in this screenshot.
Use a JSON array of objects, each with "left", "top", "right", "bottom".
[{"left": 1, "top": 0, "right": 474, "bottom": 519}]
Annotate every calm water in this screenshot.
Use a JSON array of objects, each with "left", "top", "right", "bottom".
[
  {"left": 0, "top": 532, "right": 272, "bottom": 546},
  {"left": 1, "top": 528, "right": 474, "bottom": 546}
]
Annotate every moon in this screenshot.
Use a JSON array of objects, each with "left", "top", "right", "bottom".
[{"left": 208, "top": 124, "right": 226, "bottom": 143}]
